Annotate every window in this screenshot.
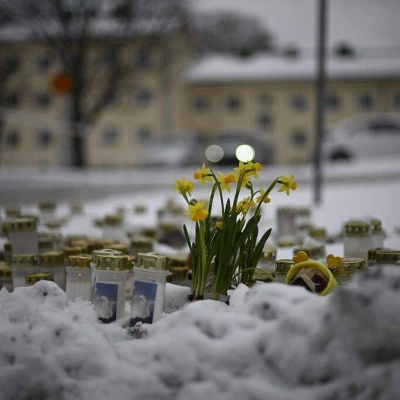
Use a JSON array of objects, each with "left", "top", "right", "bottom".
[
  {"left": 357, "top": 92, "right": 374, "bottom": 110},
  {"left": 5, "top": 130, "right": 20, "bottom": 149},
  {"left": 135, "top": 88, "right": 153, "bottom": 106},
  {"left": 3, "top": 55, "right": 19, "bottom": 75},
  {"left": 193, "top": 97, "right": 209, "bottom": 112},
  {"left": 36, "top": 93, "right": 51, "bottom": 108},
  {"left": 325, "top": 93, "right": 340, "bottom": 111},
  {"left": 291, "top": 129, "right": 307, "bottom": 148},
  {"left": 290, "top": 94, "right": 307, "bottom": 111},
  {"left": 135, "top": 49, "right": 150, "bottom": 69},
  {"left": 225, "top": 95, "right": 241, "bottom": 111},
  {"left": 36, "top": 53, "right": 52, "bottom": 72},
  {"left": 136, "top": 126, "right": 152, "bottom": 143},
  {"left": 37, "top": 130, "right": 52, "bottom": 148},
  {"left": 258, "top": 112, "right": 273, "bottom": 131},
  {"left": 4, "top": 92, "right": 19, "bottom": 108},
  {"left": 102, "top": 126, "right": 119, "bottom": 146},
  {"left": 259, "top": 93, "right": 273, "bottom": 106},
  {"left": 392, "top": 92, "right": 400, "bottom": 110}
]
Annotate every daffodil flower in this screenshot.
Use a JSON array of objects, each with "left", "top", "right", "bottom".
[
  {"left": 218, "top": 171, "right": 236, "bottom": 192},
  {"left": 193, "top": 164, "right": 212, "bottom": 186},
  {"left": 278, "top": 174, "right": 297, "bottom": 196},
  {"left": 234, "top": 162, "right": 247, "bottom": 176},
  {"left": 185, "top": 201, "right": 209, "bottom": 222},
  {"left": 237, "top": 197, "right": 255, "bottom": 214},
  {"left": 245, "top": 162, "right": 263, "bottom": 179},
  {"left": 173, "top": 177, "right": 194, "bottom": 196},
  {"left": 215, "top": 221, "right": 223, "bottom": 230},
  {"left": 256, "top": 188, "right": 271, "bottom": 204}
]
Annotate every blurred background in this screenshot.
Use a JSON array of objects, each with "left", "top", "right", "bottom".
[{"left": 0, "top": 0, "right": 399, "bottom": 205}]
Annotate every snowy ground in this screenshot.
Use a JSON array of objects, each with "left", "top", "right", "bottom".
[{"left": 0, "top": 158, "right": 400, "bottom": 399}]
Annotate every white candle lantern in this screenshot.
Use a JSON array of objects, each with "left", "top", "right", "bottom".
[
  {"left": 39, "top": 201, "right": 57, "bottom": 224},
  {"left": 129, "top": 252, "right": 169, "bottom": 327},
  {"left": 8, "top": 218, "right": 39, "bottom": 255},
  {"left": 343, "top": 220, "right": 372, "bottom": 261},
  {"left": 93, "top": 254, "right": 128, "bottom": 323},
  {"left": 102, "top": 214, "right": 125, "bottom": 243},
  {"left": 277, "top": 207, "right": 297, "bottom": 237},
  {"left": 66, "top": 254, "right": 92, "bottom": 302},
  {"left": 39, "top": 251, "right": 66, "bottom": 290},
  {"left": 370, "top": 219, "right": 384, "bottom": 248},
  {"left": 12, "top": 253, "right": 40, "bottom": 288},
  {"left": 129, "top": 236, "right": 154, "bottom": 257}
]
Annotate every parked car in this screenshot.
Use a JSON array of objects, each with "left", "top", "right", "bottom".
[
  {"left": 185, "top": 131, "right": 273, "bottom": 166},
  {"left": 323, "top": 114, "right": 400, "bottom": 162}
]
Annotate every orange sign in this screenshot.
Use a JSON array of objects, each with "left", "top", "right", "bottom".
[{"left": 52, "top": 73, "right": 73, "bottom": 94}]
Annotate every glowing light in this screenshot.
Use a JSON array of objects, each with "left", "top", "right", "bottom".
[
  {"left": 235, "top": 144, "right": 255, "bottom": 162},
  {"left": 205, "top": 145, "right": 224, "bottom": 163}
]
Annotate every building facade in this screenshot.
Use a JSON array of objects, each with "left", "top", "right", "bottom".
[{"left": 1, "top": 36, "right": 400, "bottom": 166}]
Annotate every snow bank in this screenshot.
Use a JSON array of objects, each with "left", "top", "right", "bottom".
[{"left": 1, "top": 268, "right": 400, "bottom": 399}]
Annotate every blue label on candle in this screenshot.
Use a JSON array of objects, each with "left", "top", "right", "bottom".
[
  {"left": 94, "top": 282, "right": 118, "bottom": 323},
  {"left": 129, "top": 280, "right": 157, "bottom": 327}
]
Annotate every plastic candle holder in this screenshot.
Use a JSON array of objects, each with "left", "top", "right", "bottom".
[
  {"left": 93, "top": 254, "right": 128, "bottom": 323},
  {"left": 11, "top": 253, "right": 40, "bottom": 288},
  {"left": 39, "top": 251, "right": 66, "bottom": 290},
  {"left": 66, "top": 254, "right": 92, "bottom": 302},
  {"left": 129, "top": 252, "right": 169, "bottom": 327},
  {"left": 343, "top": 220, "right": 372, "bottom": 261},
  {"left": 8, "top": 218, "right": 39, "bottom": 255}
]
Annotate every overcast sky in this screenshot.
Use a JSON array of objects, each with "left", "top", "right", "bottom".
[{"left": 196, "top": 0, "right": 400, "bottom": 50}]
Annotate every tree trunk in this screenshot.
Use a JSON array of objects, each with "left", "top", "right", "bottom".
[{"left": 70, "top": 64, "right": 86, "bottom": 168}]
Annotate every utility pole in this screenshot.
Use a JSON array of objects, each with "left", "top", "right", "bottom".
[{"left": 314, "top": 0, "right": 328, "bottom": 204}]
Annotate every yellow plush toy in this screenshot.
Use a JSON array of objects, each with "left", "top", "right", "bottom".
[{"left": 286, "top": 252, "right": 337, "bottom": 296}]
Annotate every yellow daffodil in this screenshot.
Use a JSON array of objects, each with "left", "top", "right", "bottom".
[
  {"left": 215, "top": 221, "right": 223, "bottom": 230},
  {"left": 234, "top": 162, "right": 247, "bottom": 176},
  {"left": 193, "top": 164, "right": 212, "bottom": 186},
  {"left": 218, "top": 171, "right": 236, "bottom": 192},
  {"left": 236, "top": 197, "right": 255, "bottom": 214},
  {"left": 278, "top": 174, "right": 298, "bottom": 196},
  {"left": 256, "top": 188, "right": 271, "bottom": 204},
  {"left": 185, "top": 201, "right": 209, "bottom": 222},
  {"left": 173, "top": 177, "right": 194, "bottom": 196},
  {"left": 245, "top": 162, "right": 263, "bottom": 179}
]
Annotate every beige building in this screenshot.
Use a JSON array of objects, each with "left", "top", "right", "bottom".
[{"left": 1, "top": 35, "right": 400, "bottom": 166}]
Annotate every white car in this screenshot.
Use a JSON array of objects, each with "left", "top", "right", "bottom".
[{"left": 323, "top": 114, "right": 400, "bottom": 162}]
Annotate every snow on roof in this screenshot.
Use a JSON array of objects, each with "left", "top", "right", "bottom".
[{"left": 185, "top": 54, "right": 400, "bottom": 84}]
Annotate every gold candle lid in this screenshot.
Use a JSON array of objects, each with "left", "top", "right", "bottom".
[
  {"left": 45, "top": 220, "right": 64, "bottom": 229},
  {"left": 159, "top": 222, "right": 181, "bottom": 232},
  {"left": 39, "top": 251, "right": 64, "bottom": 266},
  {"left": 0, "top": 263, "right": 12, "bottom": 278},
  {"left": 97, "top": 254, "right": 129, "bottom": 271},
  {"left": 275, "top": 259, "right": 294, "bottom": 274},
  {"left": 376, "top": 250, "right": 400, "bottom": 265},
  {"left": 309, "top": 227, "right": 326, "bottom": 239},
  {"left": 8, "top": 218, "right": 37, "bottom": 232},
  {"left": 293, "top": 244, "right": 325, "bottom": 259},
  {"left": 39, "top": 201, "right": 56, "bottom": 211},
  {"left": 167, "top": 254, "right": 188, "bottom": 268},
  {"left": 277, "top": 207, "right": 297, "bottom": 215},
  {"left": 65, "top": 235, "right": 89, "bottom": 246},
  {"left": 277, "top": 238, "right": 296, "bottom": 248},
  {"left": 92, "top": 248, "right": 123, "bottom": 265},
  {"left": 334, "top": 257, "right": 365, "bottom": 277},
  {"left": 344, "top": 220, "right": 370, "bottom": 237},
  {"left": 26, "top": 272, "right": 54, "bottom": 285},
  {"left": 104, "top": 214, "right": 123, "bottom": 226},
  {"left": 295, "top": 207, "right": 311, "bottom": 217},
  {"left": 5, "top": 205, "right": 20, "bottom": 218},
  {"left": 140, "top": 228, "right": 157, "bottom": 239},
  {"left": 368, "top": 247, "right": 390, "bottom": 262},
  {"left": 12, "top": 253, "right": 39, "bottom": 266},
  {"left": 63, "top": 246, "right": 85, "bottom": 258},
  {"left": 370, "top": 219, "right": 382, "bottom": 233},
  {"left": 108, "top": 244, "right": 129, "bottom": 254},
  {"left": 137, "top": 252, "right": 168, "bottom": 270},
  {"left": 261, "top": 246, "right": 277, "bottom": 261},
  {"left": 134, "top": 204, "right": 147, "bottom": 214}
]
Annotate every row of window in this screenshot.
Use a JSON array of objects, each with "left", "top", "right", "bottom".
[
  {"left": 4, "top": 130, "right": 53, "bottom": 149},
  {"left": 3, "top": 87, "right": 154, "bottom": 109},
  {"left": 1, "top": 48, "right": 153, "bottom": 75},
  {"left": 192, "top": 92, "right": 400, "bottom": 113},
  {"left": 3, "top": 126, "right": 153, "bottom": 149},
  {"left": 3, "top": 126, "right": 308, "bottom": 151}
]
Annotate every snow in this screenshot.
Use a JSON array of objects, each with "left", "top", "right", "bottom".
[
  {"left": 185, "top": 54, "right": 400, "bottom": 84},
  {"left": 1, "top": 268, "right": 400, "bottom": 399}
]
